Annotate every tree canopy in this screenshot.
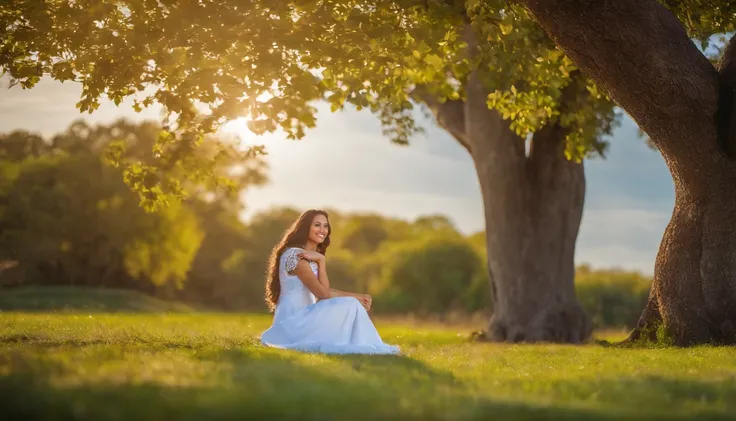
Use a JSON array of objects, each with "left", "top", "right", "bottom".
[
  {"left": 660, "top": 1, "right": 736, "bottom": 43},
  {"left": 4, "top": 1, "right": 734, "bottom": 190},
  {"left": 0, "top": 0, "right": 624, "bottom": 201}
]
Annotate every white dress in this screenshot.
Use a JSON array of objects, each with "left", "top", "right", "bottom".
[{"left": 260, "top": 247, "right": 400, "bottom": 355}]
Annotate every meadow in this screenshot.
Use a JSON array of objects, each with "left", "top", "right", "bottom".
[{"left": 1, "top": 289, "right": 734, "bottom": 421}]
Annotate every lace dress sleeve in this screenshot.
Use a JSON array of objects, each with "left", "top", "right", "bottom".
[{"left": 282, "top": 248, "right": 301, "bottom": 273}]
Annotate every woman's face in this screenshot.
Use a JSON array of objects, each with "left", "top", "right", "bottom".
[{"left": 308, "top": 213, "right": 329, "bottom": 245}]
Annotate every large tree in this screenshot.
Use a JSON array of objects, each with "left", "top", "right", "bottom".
[
  {"left": 0, "top": 0, "right": 618, "bottom": 342},
  {"left": 512, "top": 0, "right": 736, "bottom": 346}
]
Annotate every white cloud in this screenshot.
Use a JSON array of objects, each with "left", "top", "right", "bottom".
[
  {"left": 576, "top": 245, "right": 659, "bottom": 275},
  {"left": 576, "top": 208, "right": 670, "bottom": 274},
  {"left": 0, "top": 76, "right": 161, "bottom": 136}
]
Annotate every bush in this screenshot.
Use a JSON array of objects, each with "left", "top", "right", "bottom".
[
  {"left": 0, "top": 154, "right": 203, "bottom": 292},
  {"left": 369, "top": 233, "right": 489, "bottom": 315},
  {"left": 575, "top": 265, "right": 651, "bottom": 329}
]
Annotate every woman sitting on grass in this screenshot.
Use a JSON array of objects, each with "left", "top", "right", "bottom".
[{"left": 259, "top": 209, "right": 399, "bottom": 355}]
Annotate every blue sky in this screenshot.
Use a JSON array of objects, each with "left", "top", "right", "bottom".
[{"left": 0, "top": 77, "right": 674, "bottom": 274}]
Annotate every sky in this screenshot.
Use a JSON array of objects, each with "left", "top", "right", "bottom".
[{"left": 0, "top": 77, "right": 675, "bottom": 274}]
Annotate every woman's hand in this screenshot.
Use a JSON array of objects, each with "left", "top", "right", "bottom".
[
  {"left": 358, "top": 294, "right": 372, "bottom": 311},
  {"left": 297, "top": 250, "right": 324, "bottom": 263}
]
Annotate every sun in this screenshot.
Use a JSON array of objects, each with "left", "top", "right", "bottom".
[
  {"left": 220, "top": 117, "right": 264, "bottom": 151},
  {"left": 218, "top": 113, "right": 295, "bottom": 159}
]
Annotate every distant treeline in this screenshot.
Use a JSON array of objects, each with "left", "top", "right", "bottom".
[{"left": 0, "top": 119, "right": 650, "bottom": 329}]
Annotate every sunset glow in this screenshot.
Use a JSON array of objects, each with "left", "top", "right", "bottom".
[{"left": 220, "top": 117, "right": 268, "bottom": 151}]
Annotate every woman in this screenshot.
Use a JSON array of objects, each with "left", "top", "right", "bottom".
[{"left": 260, "top": 209, "right": 399, "bottom": 355}]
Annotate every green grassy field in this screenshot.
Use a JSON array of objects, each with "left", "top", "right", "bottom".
[{"left": 1, "top": 291, "right": 735, "bottom": 420}]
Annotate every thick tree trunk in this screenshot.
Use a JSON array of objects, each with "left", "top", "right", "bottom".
[
  {"left": 423, "top": 69, "right": 592, "bottom": 343},
  {"left": 519, "top": 0, "right": 736, "bottom": 345},
  {"left": 468, "top": 94, "right": 590, "bottom": 343},
  {"left": 623, "top": 186, "right": 736, "bottom": 346}
]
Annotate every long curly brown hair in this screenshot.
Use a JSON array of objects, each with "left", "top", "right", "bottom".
[{"left": 265, "top": 209, "right": 331, "bottom": 312}]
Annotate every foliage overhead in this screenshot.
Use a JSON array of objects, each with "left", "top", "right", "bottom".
[
  {"left": 1, "top": 0, "right": 625, "bottom": 201},
  {"left": 4, "top": 1, "right": 734, "bottom": 168},
  {"left": 659, "top": 0, "right": 736, "bottom": 46}
]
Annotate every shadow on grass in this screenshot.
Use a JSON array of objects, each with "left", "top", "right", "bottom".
[
  {"left": 2, "top": 346, "right": 734, "bottom": 421},
  {"left": 0, "top": 286, "right": 193, "bottom": 313},
  {"left": 0, "top": 332, "right": 232, "bottom": 350},
  {"left": 0, "top": 334, "right": 112, "bottom": 347}
]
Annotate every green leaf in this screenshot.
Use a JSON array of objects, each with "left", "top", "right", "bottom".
[{"left": 423, "top": 54, "right": 444, "bottom": 70}]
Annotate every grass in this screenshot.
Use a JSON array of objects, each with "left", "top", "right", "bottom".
[
  {"left": 0, "top": 288, "right": 734, "bottom": 420},
  {"left": 1, "top": 313, "right": 735, "bottom": 420}
]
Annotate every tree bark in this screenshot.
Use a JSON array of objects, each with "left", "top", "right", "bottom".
[
  {"left": 424, "top": 70, "right": 592, "bottom": 343},
  {"left": 519, "top": 0, "right": 736, "bottom": 346}
]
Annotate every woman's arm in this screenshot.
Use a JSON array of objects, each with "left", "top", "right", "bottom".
[
  {"left": 331, "top": 288, "right": 372, "bottom": 310},
  {"left": 316, "top": 259, "right": 371, "bottom": 309},
  {"left": 296, "top": 251, "right": 372, "bottom": 310},
  {"left": 315, "top": 259, "right": 330, "bottom": 289},
  {"left": 297, "top": 250, "right": 330, "bottom": 288},
  {"left": 293, "top": 260, "right": 333, "bottom": 300},
  {"left": 329, "top": 287, "right": 363, "bottom": 299}
]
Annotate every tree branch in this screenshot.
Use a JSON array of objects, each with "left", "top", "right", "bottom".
[
  {"left": 463, "top": 19, "right": 525, "bottom": 164},
  {"left": 528, "top": 70, "right": 584, "bottom": 171},
  {"left": 518, "top": 0, "right": 721, "bottom": 176},
  {"left": 414, "top": 87, "right": 472, "bottom": 152}
]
